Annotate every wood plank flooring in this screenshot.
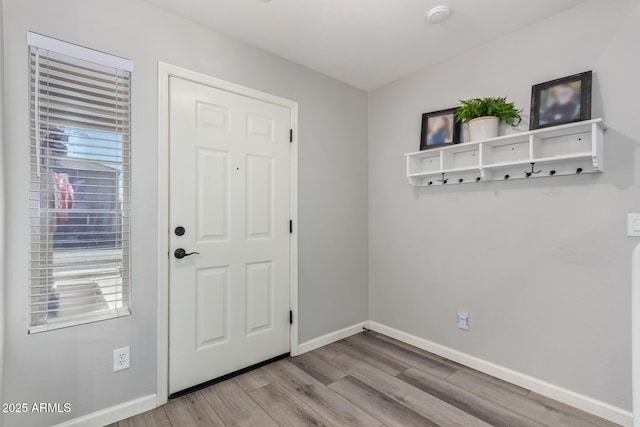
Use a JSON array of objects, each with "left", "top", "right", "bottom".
[{"left": 109, "top": 331, "right": 620, "bottom": 427}]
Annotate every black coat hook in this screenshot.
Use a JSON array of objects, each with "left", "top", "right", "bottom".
[
  {"left": 550, "top": 170, "right": 556, "bottom": 176},
  {"left": 504, "top": 174, "right": 510, "bottom": 180},
  {"left": 437, "top": 173, "right": 447, "bottom": 184},
  {"left": 459, "top": 178, "right": 464, "bottom": 183},
  {"left": 476, "top": 177, "right": 481, "bottom": 182},
  {"left": 576, "top": 167, "right": 583, "bottom": 174},
  {"left": 525, "top": 162, "right": 541, "bottom": 178}
]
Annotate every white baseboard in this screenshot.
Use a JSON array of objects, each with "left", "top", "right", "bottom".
[
  {"left": 368, "top": 321, "right": 633, "bottom": 427},
  {"left": 51, "top": 394, "right": 157, "bottom": 427},
  {"left": 297, "top": 321, "right": 368, "bottom": 355}
]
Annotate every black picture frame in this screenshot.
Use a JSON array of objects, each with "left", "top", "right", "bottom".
[
  {"left": 529, "top": 71, "right": 592, "bottom": 130},
  {"left": 420, "top": 107, "right": 461, "bottom": 150}
]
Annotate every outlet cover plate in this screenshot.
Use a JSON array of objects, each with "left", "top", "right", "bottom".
[
  {"left": 457, "top": 311, "right": 469, "bottom": 331},
  {"left": 113, "top": 346, "right": 130, "bottom": 372},
  {"left": 627, "top": 213, "right": 640, "bottom": 237}
]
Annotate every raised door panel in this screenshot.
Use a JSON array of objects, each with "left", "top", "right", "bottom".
[
  {"left": 246, "top": 261, "right": 273, "bottom": 336},
  {"left": 197, "top": 102, "right": 230, "bottom": 133},
  {"left": 196, "top": 149, "right": 229, "bottom": 242},
  {"left": 246, "top": 155, "right": 273, "bottom": 240},
  {"left": 246, "top": 113, "right": 275, "bottom": 143},
  {"left": 196, "top": 267, "right": 229, "bottom": 349}
]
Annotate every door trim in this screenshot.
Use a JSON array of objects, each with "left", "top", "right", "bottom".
[{"left": 157, "top": 62, "right": 299, "bottom": 405}]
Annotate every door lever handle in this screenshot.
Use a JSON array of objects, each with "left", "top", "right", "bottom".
[{"left": 174, "top": 248, "right": 200, "bottom": 259}]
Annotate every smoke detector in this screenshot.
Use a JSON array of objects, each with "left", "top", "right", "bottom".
[{"left": 426, "top": 6, "right": 451, "bottom": 24}]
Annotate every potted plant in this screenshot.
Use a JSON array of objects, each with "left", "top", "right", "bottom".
[{"left": 455, "top": 96, "right": 522, "bottom": 142}]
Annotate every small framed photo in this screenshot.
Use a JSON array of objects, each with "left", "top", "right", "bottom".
[
  {"left": 420, "top": 107, "right": 461, "bottom": 150},
  {"left": 530, "top": 71, "right": 592, "bottom": 130}
]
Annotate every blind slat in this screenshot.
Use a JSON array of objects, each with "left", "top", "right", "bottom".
[
  {"left": 32, "top": 61, "right": 131, "bottom": 85},
  {"left": 31, "top": 76, "right": 130, "bottom": 100},
  {"left": 32, "top": 54, "right": 131, "bottom": 79},
  {"left": 29, "top": 36, "right": 132, "bottom": 333},
  {"left": 35, "top": 97, "right": 130, "bottom": 119},
  {"left": 32, "top": 76, "right": 130, "bottom": 100}
]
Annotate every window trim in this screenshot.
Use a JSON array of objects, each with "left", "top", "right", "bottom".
[{"left": 28, "top": 33, "right": 133, "bottom": 333}]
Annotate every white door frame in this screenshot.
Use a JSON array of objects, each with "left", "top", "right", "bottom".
[{"left": 156, "top": 62, "right": 299, "bottom": 405}]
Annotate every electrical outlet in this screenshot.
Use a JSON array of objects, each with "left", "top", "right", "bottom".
[
  {"left": 113, "top": 346, "right": 130, "bottom": 372},
  {"left": 457, "top": 311, "right": 469, "bottom": 331},
  {"left": 628, "top": 213, "right": 640, "bottom": 237}
]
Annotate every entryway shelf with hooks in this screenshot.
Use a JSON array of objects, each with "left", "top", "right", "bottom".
[{"left": 405, "top": 119, "right": 605, "bottom": 187}]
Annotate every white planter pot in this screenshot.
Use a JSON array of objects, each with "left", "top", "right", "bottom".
[{"left": 468, "top": 116, "right": 499, "bottom": 142}]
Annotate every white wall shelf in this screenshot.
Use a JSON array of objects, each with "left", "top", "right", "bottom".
[{"left": 405, "top": 119, "right": 606, "bottom": 187}]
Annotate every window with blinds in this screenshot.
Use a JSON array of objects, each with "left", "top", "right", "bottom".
[{"left": 28, "top": 33, "right": 133, "bottom": 332}]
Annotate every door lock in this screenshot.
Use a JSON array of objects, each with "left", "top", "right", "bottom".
[
  {"left": 174, "top": 248, "right": 200, "bottom": 259},
  {"left": 175, "top": 226, "right": 186, "bottom": 236}
]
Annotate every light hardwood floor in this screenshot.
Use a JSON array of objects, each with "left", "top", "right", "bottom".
[{"left": 109, "top": 331, "right": 620, "bottom": 427}]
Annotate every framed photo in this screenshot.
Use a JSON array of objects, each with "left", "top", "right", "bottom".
[
  {"left": 529, "top": 71, "right": 592, "bottom": 130},
  {"left": 420, "top": 107, "right": 461, "bottom": 150}
]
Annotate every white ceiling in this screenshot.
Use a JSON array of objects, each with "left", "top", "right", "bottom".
[{"left": 146, "top": 0, "right": 586, "bottom": 91}]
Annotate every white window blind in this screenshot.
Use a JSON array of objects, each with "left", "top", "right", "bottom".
[{"left": 28, "top": 33, "right": 133, "bottom": 332}]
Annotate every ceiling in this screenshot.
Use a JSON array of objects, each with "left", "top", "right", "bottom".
[{"left": 145, "top": 0, "right": 586, "bottom": 91}]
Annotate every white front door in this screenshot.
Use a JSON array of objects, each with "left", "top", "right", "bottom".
[{"left": 168, "top": 76, "right": 292, "bottom": 394}]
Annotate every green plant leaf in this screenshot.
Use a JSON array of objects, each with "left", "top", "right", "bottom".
[{"left": 455, "top": 96, "right": 522, "bottom": 127}]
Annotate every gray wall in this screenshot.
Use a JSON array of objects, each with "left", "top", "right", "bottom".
[
  {"left": 369, "top": 0, "right": 638, "bottom": 411},
  {"left": 1, "top": 0, "right": 368, "bottom": 425}
]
